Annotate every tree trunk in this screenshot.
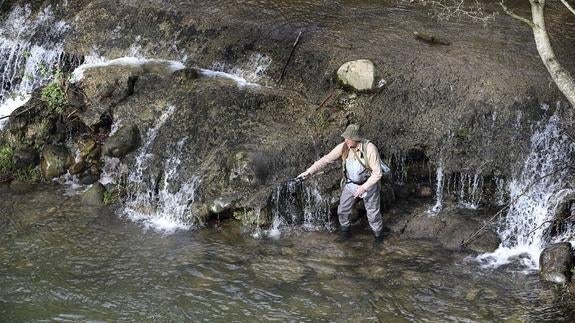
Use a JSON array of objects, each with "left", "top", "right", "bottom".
[{"left": 530, "top": 0, "right": 575, "bottom": 108}]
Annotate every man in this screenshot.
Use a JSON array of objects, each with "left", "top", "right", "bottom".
[{"left": 298, "top": 124, "right": 384, "bottom": 241}]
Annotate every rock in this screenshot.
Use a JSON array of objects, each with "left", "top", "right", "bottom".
[
  {"left": 12, "top": 148, "right": 39, "bottom": 169},
  {"left": 79, "top": 138, "right": 97, "bottom": 158},
  {"left": 416, "top": 185, "right": 433, "bottom": 198},
  {"left": 190, "top": 202, "right": 210, "bottom": 223},
  {"left": 78, "top": 168, "right": 101, "bottom": 185},
  {"left": 403, "top": 214, "right": 446, "bottom": 239},
  {"left": 69, "top": 160, "right": 87, "bottom": 175},
  {"left": 172, "top": 67, "right": 199, "bottom": 83},
  {"left": 438, "top": 216, "right": 500, "bottom": 252},
  {"left": 336, "top": 59, "right": 381, "bottom": 92},
  {"left": 82, "top": 182, "right": 106, "bottom": 206},
  {"left": 413, "top": 31, "right": 451, "bottom": 45},
  {"left": 232, "top": 207, "right": 269, "bottom": 226},
  {"left": 466, "top": 230, "right": 501, "bottom": 253},
  {"left": 77, "top": 64, "right": 144, "bottom": 126},
  {"left": 103, "top": 124, "right": 140, "bottom": 158},
  {"left": 40, "top": 145, "right": 73, "bottom": 179},
  {"left": 210, "top": 195, "right": 239, "bottom": 214},
  {"left": 540, "top": 242, "right": 574, "bottom": 284}
]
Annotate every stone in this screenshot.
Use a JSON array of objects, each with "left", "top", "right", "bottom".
[
  {"left": 540, "top": 242, "right": 574, "bottom": 284},
  {"left": 416, "top": 185, "right": 434, "bottom": 198},
  {"left": 78, "top": 168, "right": 101, "bottom": 185},
  {"left": 40, "top": 145, "right": 73, "bottom": 179},
  {"left": 103, "top": 124, "right": 140, "bottom": 158},
  {"left": 336, "top": 59, "right": 380, "bottom": 92},
  {"left": 69, "top": 160, "right": 87, "bottom": 175},
  {"left": 82, "top": 182, "right": 106, "bottom": 206},
  {"left": 12, "top": 148, "right": 39, "bottom": 169},
  {"left": 79, "top": 138, "right": 97, "bottom": 158},
  {"left": 172, "top": 67, "right": 200, "bottom": 83}
]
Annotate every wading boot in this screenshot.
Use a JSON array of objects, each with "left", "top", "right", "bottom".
[{"left": 336, "top": 226, "right": 351, "bottom": 242}]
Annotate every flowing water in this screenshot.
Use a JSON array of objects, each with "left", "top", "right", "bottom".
[{"left": 1, "top": 185, "right": 574, "bottom": 322}]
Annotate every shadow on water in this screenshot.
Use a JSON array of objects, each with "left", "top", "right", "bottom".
[{"left": 1, "top": 185, "right": 574, "bottom": 321}]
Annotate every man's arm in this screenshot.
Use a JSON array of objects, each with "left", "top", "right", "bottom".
[{"left": 298, "top": 142, "right": 344, "bottom": 178}]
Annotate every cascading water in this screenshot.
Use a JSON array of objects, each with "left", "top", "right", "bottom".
[
  {"left": 0, "top": 5, "right": 77, "bottom": 127},
  {"left": 477, "top": 111, "right": 575, "bottom": 269},
  {"left": 210, "top": 52, "right": 272, "bottom": 85},
  {"left": 101, "top": 105, "right": 201, "bottom": 232},
  {"left": 268, "top": 180, "right": 333, "bottom": 238}
]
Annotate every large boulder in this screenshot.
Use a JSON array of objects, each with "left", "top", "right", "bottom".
[
  {"left": 540, "top": 242, "right": 574, "bottom": 284},
  {"left": 40, "top": 145, "right": 73, "bottom": 179},
  {"left": 76, "top": 64, "right": 144, "bottom": 126},
  {"left": 336, "top": 59, "right": 382, "bottom": 92},
  {"left": 103, "top": 124, "right": 140, "bottom": 158}
]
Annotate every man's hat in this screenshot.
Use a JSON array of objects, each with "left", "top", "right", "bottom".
[{"left": 341, "top": 124, "right": 362, "bottom": 141}]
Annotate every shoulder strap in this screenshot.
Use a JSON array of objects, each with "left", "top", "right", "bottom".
[{"left": 360, "top": 140, "right": 372, "bottom": 171}]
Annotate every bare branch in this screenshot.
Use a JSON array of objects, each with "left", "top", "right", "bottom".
[
  {"left": 406, "top": 0, "right": 497, "bottom": 23},
  {"left": 499, "top": 0, "right": 536, "bottom": 28},
  {"left": 559, "top": 0, "right": 575, "bottom": 16}
]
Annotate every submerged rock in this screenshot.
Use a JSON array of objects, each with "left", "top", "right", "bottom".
[{"left": 540, "top": 242, "right": 574, "bottom": 284}]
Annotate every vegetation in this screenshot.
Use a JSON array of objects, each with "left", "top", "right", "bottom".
[
  {"left": 40, "top": 70, "right": 68, "bottom": 114},
  {"left": 0, "top": 145, "right": 41, "bottom": 182}
]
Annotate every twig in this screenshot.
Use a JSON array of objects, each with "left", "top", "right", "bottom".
[
  {"left": 499, "top": 0, "right": 536, "bottom": 28},
  {"left": 277, "top": 30, "right": 302, "bottom": 85},
  {"left": 0, "top": 105, "right": 34, "bottom": 121},
  {"left": 460, "top": 163, "right": 573, "bottom": 248},
  {"left": 316, "top": 88, "right": 337, "bottom": 111}
]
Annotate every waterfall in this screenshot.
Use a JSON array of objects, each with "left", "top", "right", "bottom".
[
  {"left": 100, "top": 105, "right": 201, "bottom": 232},
  {"left": 0, "top": 5, "right": 75, "bottom": 127},
  {"left": 477, "top": 112, "right": 575, "bottom": 269},
  {"left": 429, "top": 160, "right": 444, "bottom": 214},
  {"left": 210, "top": 52, "right": 272, "bottom": 85},
  {"left": 268, "top": 180, "right": 332, "bottom": 238}
]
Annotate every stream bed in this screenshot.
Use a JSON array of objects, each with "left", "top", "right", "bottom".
[{"left": 1, "top": 185, "right": 573, "bottom": 322}]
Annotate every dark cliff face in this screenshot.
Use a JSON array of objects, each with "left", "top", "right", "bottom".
[{"left": 1, "top": 0, "right": 575, "bottom": 211}]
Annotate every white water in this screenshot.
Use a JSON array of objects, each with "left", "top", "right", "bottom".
[
  {"left": 0, "top": 5, "right": 71, "bottom": 127},
  {"left": 71, "top": 56, "right": 186, "bottom": 82},
  {"left": 477, "top": 112, "right": 575, "bottom": 270},
  {"left": 122, "top": 106, "right": 195, "bottom": 232},
  {"left": 210, "top": 52, "right": 272, "bottom": 85},
  {"left": 429, "top": 161, "right": 444, "bottom": 214}
]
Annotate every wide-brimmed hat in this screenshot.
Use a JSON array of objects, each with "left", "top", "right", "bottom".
[{"left": 341, "top": 124, "right": 362, "bottom": 141}]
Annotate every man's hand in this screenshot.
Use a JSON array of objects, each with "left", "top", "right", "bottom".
[
  {"left": 297, "top": 171, "right": 311, "bottom": 181},
  {"left": 354, "top": 186, "right": 367, "bottom": 198}
]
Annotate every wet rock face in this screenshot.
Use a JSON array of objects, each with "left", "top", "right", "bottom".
[
  {"left": 40, "top": 145, "right": 73, "bottom": 179},
  {"left": 12, "top": 148, "right": 39, "bottom": 170},
  {"left": 540, "top": 242, "right": 574, "bottom": 284}
]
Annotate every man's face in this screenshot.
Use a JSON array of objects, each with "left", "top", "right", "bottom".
[{"left": 344, "top": 138, "right": 360, "bottom": 149}]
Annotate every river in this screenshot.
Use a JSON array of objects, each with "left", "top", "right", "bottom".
[{"left": 1, "top": 185, "right": 573, "bottom": 321}]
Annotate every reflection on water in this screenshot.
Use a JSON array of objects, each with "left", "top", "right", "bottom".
[{"left": 0, "top": 185, "right": 573, "bottom": 321}]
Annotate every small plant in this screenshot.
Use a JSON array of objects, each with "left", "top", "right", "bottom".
[
  {"left": 0, "top": 146, "right": 13, "bottom": 174},
  {"left": 41, "top": 70, "right": 68, "bottom": 114},
  {"left": 103, "top": 187, "right": 122, "bottom": 206}
]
